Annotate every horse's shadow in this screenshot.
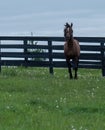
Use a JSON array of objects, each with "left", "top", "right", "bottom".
[{"left": 64, "top": 107, "right": 105, "bottom": 115}]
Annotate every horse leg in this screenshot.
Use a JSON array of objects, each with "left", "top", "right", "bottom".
[
  {"left": 74, "top": 67, "right": 78, "bottom": 79},
  {"left": 66, "top": 60, "right": 73, "bottom": 79},
  {"left": 74, "top": 58, "right": 79, "bottom": 79}
]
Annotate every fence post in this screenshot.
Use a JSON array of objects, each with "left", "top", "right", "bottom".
[
  {"left": 24, "top": 40, "right": 28, "bottom": 67},
  {"left": 101, "top": 42, "right": 105, "bottom": 76},
  {"left": 48, "top": 40, "right": 53, "bottom": 74}
]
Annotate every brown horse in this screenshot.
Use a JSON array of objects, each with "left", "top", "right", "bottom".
[{"left": 64, "top": 22, "right": 80, "bottom": 79}]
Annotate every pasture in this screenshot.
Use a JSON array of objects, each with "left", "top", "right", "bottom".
[{"left": 0, "top": 67, "right": 105, "bottom": 130}]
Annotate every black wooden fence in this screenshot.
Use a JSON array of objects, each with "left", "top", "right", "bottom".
[{"left": 0, "top": 36, "right": 105, "bottom": 76}]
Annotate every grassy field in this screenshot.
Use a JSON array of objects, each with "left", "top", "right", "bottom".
[{"left": 0, "top": 67, "right": 105, "bottom": 130}]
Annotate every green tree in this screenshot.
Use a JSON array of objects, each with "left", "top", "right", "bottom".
[{"left": 28, "top": 32, "right": 46, "bottom": 61}]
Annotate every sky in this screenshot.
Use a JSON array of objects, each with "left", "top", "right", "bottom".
[{"left": 0, "top": 0, "right": 105, "bottom": 37}]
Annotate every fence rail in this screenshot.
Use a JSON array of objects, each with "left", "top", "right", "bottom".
[{"left": 0, "top": 36, "right": 105, "bottom": 76}]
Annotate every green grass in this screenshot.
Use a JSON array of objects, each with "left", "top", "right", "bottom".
[{"left": 0, "top": 67, "right": 105, "bottom": 130}]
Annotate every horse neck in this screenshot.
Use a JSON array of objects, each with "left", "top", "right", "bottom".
[{"left": 67, "top": 37, "right": 74, "bottom": 47}]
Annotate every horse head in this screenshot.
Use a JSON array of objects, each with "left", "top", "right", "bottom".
[{"left": 64, "top": 22, "right": 73, "bottom": 41}]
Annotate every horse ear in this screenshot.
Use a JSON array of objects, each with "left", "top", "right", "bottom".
[
  {"left": 71, "top": 23, "right": 73, "bottom": 27},
  {"left": 65, "top": 22, "right": 69, "bottom": 27}
]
